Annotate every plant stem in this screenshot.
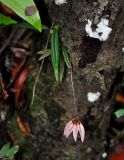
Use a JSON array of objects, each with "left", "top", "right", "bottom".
[
  {"left": 0, "top": 29, "right": 17, "bottom": 55},
  {"left": 30, "top": 24, "right": 54, "bottom": 106},
  {"left": 70, "top": 69, "right": 78, "bottom": 115}
]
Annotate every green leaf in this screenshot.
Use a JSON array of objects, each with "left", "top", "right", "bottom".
[
  {"left": 6, "top": 145, "right": 19, "bottom": 158},
  {"left": 51, "top": 28, "right": 56, "bottom": 65},
  {"left": 59, "top": 56, "right": 65, "bottom": 82},
  {"left": 61, "top": 44, "right": 71, "bottom": 68},
  {"left": 0, "top": 13, "right": 16, "bottom": 25},
  {"left": 38, "top": 49, "right": 51, "bottom": 60},
  {"left": 51, "top": 26, "right": 60, "bottom": 81},
  {"left": 115, "top": 109, "right": 124, "bottom": 118},
  {"left": 0, "top": 0, "right": 42, "bottom": 32},
  {"left": 0, "top": 143, "right": 10, "bottom": 158},
  {"left": 54, "top": 26, "right": 59, "bottom": 68}
]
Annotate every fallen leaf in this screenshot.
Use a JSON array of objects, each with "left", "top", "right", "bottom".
[
  {"left": 17, "top": 116, "right": 32, "bottom": 136},
  {"left": 0, "top": 80, "right": 9, "bottom": 101},
  {"left": 11, "top": 64, "right": 20, "bottom": 81},
  {"left": 115, "top": 93, "right": 124, "bottom": 103},
  {"left": 109, "top": 149, "right": 124, "bottom": 160},
  {"left": 11, "top": 62, "right": 28, "bottom": 108},
  {"left": 10, "top": 48, "right": 29, "bottom": 60}
]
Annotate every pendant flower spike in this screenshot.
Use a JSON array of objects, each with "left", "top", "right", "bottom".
[{"left": 64, "top": 116, "right": 85, "bottom": 142}]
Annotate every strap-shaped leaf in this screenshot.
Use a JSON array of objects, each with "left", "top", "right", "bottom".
[
  {"left": 51, "top": 29, "right": 56, "bottom": 65},
  {"left": 51, "top": 26, "right": 60, "bottom": 81},
  {"left": 59, "top": 55, "right": 65, "bottom": 82},
  {"left": 115, "top": 109, "right": 124, "bottom": 118},
  {"left": 0, "top": 0, "right": 42, "bottom": 32},
  {"left": 54, "top": 26, "right": 59, "bottom": 69},
  {"left": 0, "top": 13, "right": 16, "bottom": 25},
  {"left": 61, "top": 44, "right": 71, "bottom": 68}
]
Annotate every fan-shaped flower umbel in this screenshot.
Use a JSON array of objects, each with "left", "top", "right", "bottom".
[{"left": 64, "top": 116, "right": 85, "bottom": 142}]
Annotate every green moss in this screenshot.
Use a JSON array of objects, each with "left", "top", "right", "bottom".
[{"left": 26, "top": 60, "right": 63, "bottom": 117}]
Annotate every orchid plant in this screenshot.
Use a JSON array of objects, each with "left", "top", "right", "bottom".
[
  {"left": 0, "top": 0, "right": 85, "bottom": 144},
  {"left": 64, "top": 116, "right": 85, "bottom": 142},
  {"left": 63, "top": 70, "right": 85, "bottom": 142}
]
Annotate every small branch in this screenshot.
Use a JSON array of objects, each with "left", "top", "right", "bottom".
[
  {"left": 30, "top": 60, "right": 44, "bottom": 106},
  {"left": 0, "top": 29, "right": 17, "bottom": 55}
]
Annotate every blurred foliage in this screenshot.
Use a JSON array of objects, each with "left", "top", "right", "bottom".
[
  {"left": 0, "top": 0, "right": 42, "bottom": 31},
  {"left": 114, "top": 84, "right": 124, "bottom": 118},
  {"left": 0, "top": 13, "right": 16, "bottom": 25},
  {"left": 115, "top": 109, "right": 124, "bottom": 118},
  {"left": 0, "top": 143, "right": 19, "bottom": 160}
]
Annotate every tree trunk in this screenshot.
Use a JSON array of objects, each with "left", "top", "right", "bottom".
[
  {"left": 0, "top": 0, "right": 124, "bottom": 160},
  {"left": 28, "top": 0, "right": 124, "bottom": 160}
]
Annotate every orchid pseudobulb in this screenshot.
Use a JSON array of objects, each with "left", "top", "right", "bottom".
[{"left": 64, "top": 116, "right": 85, "bottom": 143}]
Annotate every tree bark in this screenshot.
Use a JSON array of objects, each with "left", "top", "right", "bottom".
[{"left": 28, "top": 1, "right": 124, "bottom": 160}]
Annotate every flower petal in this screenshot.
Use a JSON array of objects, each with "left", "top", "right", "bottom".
[
  {"left": 73, "top": 124, "right": 79, "bottom": 142},
  {"left": 64, "top": 120, "right": 72, "bottom": 135},
  {"left": 79, "top": 123, "right": 85, "bottom": 143},
  {"left": 64, "top": 123, "right": 73, "bottom": 138}
]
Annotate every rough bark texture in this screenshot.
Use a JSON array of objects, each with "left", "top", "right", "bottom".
[
  {"left": 0, "top": 0, "right": 124, "bottom": 160},
  {"left": 26, "top": 0, "right": 124, "bottom": 160}
]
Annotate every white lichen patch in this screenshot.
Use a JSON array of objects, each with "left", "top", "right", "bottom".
[
  {"left": 85, "top": 18, "right": 112, "bottom": 41},
  {"left": 54, "top": 0, "right": 67, "bottom": 5},
  {"left": 87, "top": 92, "right": 101, "bottom": 102},
  {"left": 122, "top": 47, "right": 124, "bottom": 53},
  {"left": 0, "top": 111, "right": 6, "bottom": 121},
  {"left": 102, "top": 152, "right": 107, "bottom": 159}
]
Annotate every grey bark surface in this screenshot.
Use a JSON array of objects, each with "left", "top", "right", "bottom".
[{"left": 23, "top": 0, "right": 124, "bottom": 160}]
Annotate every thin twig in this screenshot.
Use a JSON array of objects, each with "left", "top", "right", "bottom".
[
  {"left": 30, "top": 24, "right": 54, "bottom": 106},
  {"left": 0, "top": 29, "right": 17, "bottom": 55},
  {"left": 14, "top": 29, "right": 27, "bottom": 41},
  {"left": 30, "top": 60, "right": 44, "bottom": 106}
]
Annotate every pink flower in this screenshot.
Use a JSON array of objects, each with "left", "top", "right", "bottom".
[{"left": 64, "top": 116, "right": 85, "bottom": 143}]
